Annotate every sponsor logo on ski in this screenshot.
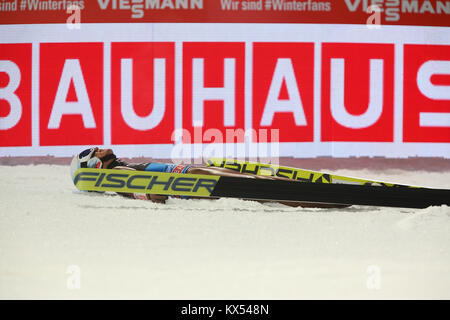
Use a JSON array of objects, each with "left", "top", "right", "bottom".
[
  {"left": 208, "top": 158, "right": 415, "bottom": 187},
  {"left": 74, "top": 169, "right": 218, "bottom": 195}
]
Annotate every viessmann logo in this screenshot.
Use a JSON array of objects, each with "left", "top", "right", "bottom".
[
  {"left": 97, "top": 0, "right": 204, "bottom": 19},
  {"left": 345, "top": 0, "right": 450, "bottom": 22}
]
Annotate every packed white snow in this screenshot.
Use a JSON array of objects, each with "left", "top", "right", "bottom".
[{"left": 0, "top": 165, "right": 449, "bottom": 299}]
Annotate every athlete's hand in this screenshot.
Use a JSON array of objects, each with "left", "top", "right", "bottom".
[
  {"left": 149, "top": 194, "right": 168, "bottom": 204},
  {"left": 108, "top": 166, "right": 168, "bottom": 203},
  {"left": 114, "top": 166, "right": 135, "bottom": 171}
]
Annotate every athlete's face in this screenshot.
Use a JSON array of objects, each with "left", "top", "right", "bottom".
[{"left": 93, "top": 147, "right": 113, "bottom": 159}]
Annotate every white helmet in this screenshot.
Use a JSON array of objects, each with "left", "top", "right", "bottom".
[{"left": 70, "top": 148, "right": 103, "bottom": 182}]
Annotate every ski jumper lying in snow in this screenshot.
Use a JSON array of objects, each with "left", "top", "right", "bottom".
[{"left": 70, "top": 147, "right": 349, "bottom": 208}]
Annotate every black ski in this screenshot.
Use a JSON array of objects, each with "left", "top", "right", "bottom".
[{"left": 210, "top": 176, "right": 450, "bottom": 209}]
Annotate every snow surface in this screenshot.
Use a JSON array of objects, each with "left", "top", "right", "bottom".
[{"left": 0, "top": 165, "right": 449, "bottom": 299}]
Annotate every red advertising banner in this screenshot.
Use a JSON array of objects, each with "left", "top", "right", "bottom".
[
  {"left": 321, "top": 43, "right": 395, "bottom": 142},
  {"left": 403, "top": 44, "right": 450, "bottom": 142},
  {"left": 182, "top": 42, "right": 246, "bottom": 143},
  {"left": 0, "top": 43, "right": 31, "bottom": 147},
  {"left": 0, "top": 0, "right": 449, "bottom": 27},
  {"left": 0, "top": 11, "right": 449, "bottom": 158},
  {"left": 1, "top": 25, "right": 449, "bottom": 157},
  {"left": 253, "top": 42, "right": 315, "bottom": 143},
  {"left": 39, "top": 42, "right": 104, "bottom": 146},
  {"left": 111, "top": 42, "right": 175, "bottom": 145}
]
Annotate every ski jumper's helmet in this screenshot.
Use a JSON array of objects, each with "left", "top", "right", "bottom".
[{"left": 70, "top": 148, "right": 103, "bottom": 183}]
